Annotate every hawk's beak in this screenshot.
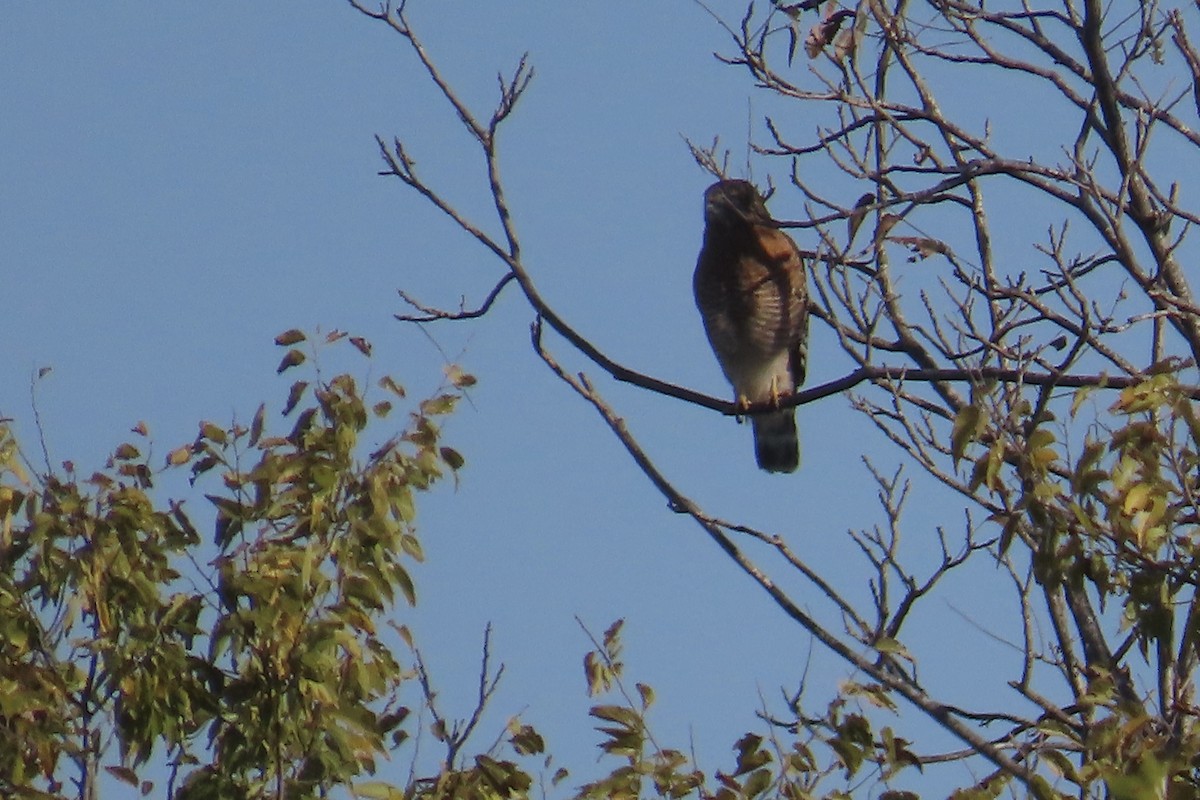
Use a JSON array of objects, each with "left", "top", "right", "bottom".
[{"left": 705, "top": 191, "right": 738, "bottom": 223}]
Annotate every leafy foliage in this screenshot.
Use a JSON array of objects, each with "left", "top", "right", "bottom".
[
  {"left": 0, "top": 330, "right": 466, "bottom": 799},
  {"left": 0, "top": 331, "right": 933, "bottom": 800}
]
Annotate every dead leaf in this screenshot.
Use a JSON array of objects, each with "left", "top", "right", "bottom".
[
  {"left": 847, "top": 192, "right": 874, "bottom": 244},
  {"left": 889, "top": 235, "right": 950, "bottom": 261},
  {"left": 806, "top": 9, "right": 854, "bottom": 59}
]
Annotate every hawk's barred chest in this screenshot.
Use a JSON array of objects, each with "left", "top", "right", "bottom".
[{"left": 694, "top": 223, "right": 807, "bottom": 362}]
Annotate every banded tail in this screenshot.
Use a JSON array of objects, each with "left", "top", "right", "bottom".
[{"left": 752, "top": 409, "right": 799, "bottom": 473}]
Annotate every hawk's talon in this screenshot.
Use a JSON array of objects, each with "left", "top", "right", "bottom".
[{"left": 734, "top": 394, "right": 752, "bottom": 423}]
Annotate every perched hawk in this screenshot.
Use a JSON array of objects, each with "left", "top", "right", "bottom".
[{"left": 693, "top": 179, "right": 809, "bottom": 473}]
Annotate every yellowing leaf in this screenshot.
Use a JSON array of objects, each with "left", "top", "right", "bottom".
[
  {"left": 113, "top": 443, "right": 140, "bottom": 461},
  {"left": 889, "top": 235, "right": 951, "bottom": 262},
  {"left": 1123, "top": 483, "right": 1152, "bottom": 516},
  {"left": 379, "top": 375, "right": 406, "bottom": 398},
  {"left": 950, "top": 404, "right": 984, "bottom": 465},
  {"left": 847, "top": 192, "right": 874, "bottom": 244},
  {"left": 277, "top": 349, "right": 306, "bottom": 374},
  {"left": 1028, "top": 428, "right": 1056, "bottom": 449},
  {"left": 200, "top": 421, "right": 227, "bottom": 444},
  {"left": 875, "top": 213, "right": 902, "bottom": 244},
  {"left": 984, "top": 440, "right": 1005, "bottom": 491},
  {"left": 805, "top": 8, "right": 853, "bottom": 58},
  {"left": 274, "top": 328, "right": 307, "bottom": 346},
  {"left": 353, "top": 781, "right": 405, "bottom": 800},
  {"left": 445, "top": 364, "right": 477, "bottom": 388},
  {"left": 1070, "top": 385, "right": 1095, "bottom": 418},
  {"left": 873, "top": 636, "right": 912, "bottom": 661}
]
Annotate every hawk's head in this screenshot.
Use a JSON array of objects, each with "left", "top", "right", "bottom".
[{"left": 703, "top": 179, "right": 772, "bottom": 230}]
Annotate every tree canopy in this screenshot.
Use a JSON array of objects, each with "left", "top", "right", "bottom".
[{"left": 7, "top": 0, "right": 1200, "bottom": 798}]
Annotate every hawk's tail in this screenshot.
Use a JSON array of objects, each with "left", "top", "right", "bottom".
[{"left": 752, "top": 410, "right": 799, "bottom": 473}]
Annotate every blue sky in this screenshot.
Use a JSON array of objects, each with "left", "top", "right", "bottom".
[{"left": 1, "top": 3, "right": 1026, "bottom": 794}]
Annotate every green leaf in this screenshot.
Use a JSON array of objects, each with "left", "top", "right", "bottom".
[
  {"left": 733, "top": 733, "right": 771, "bottom": 775},
  {"left": 392, "top": 564, "right": 416, "bottom": 606},
  {"left": 829, "top": 734, "right": 865, "bottom": 778},
  {"left": 392, "top": 488, "right": 415, "bottom": 523},
  {"left": 873, "top": 636, "right": 911, "bottom": 659},
  {"left": 1104, "top": 751, "right": 1170, "bottom": 800},
  {"left": 984, "top": 439, "right": 1005, "bottom": 490},
  {"left": 399, "top": 534, "right": 424, "bottom": 562},
  {"left": 951, "top": 403, "right": 984, "bottom": 465},
  {"left": 509, "top": 722, "right": 545, "bottom": 755},
  {"left": 420, "top": 393, "right": 458, "bottom": 416},
  {"left": 1029, "top": 774, "right": 1065, "bottom": 800},
  {"left": 996, "top": 512, "right": 1020, "bottom": 557},
  {"left": 1040, "top": 749, "right": 1079, "bottom": 784},
  {"left": 590, "top": 704, "right": 640, "bottom": 726},
  {"left": 1070, "top": 385, "right": 1094, "bottom": 418},
  {"left": 742, "top": 768, "right": 772, "bottom": 798}
]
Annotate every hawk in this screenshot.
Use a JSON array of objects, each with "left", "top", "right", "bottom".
[{"left": 693, "top": 179, "right": 809, "bottom": 473}]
